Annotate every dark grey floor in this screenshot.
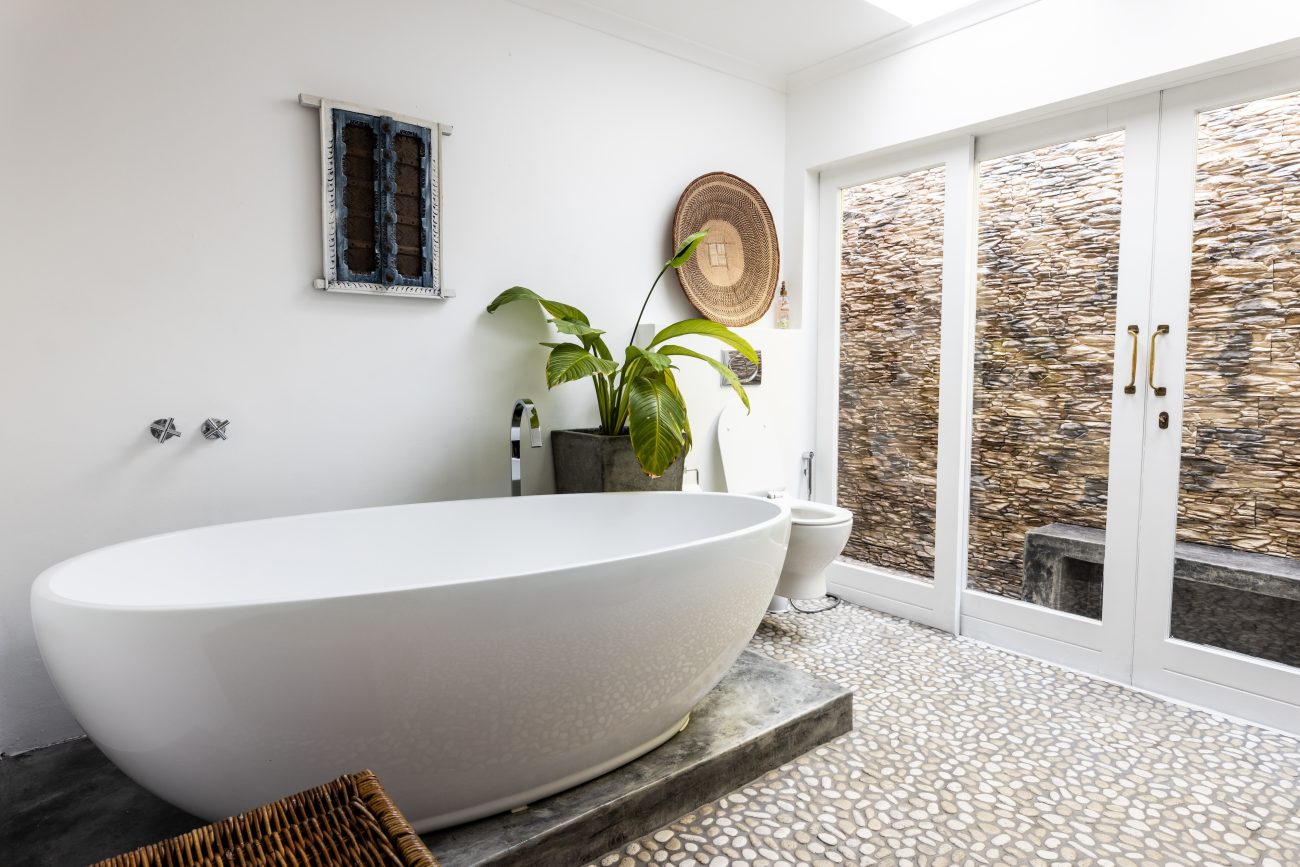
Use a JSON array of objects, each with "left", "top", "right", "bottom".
[
  {"left": 0, "top": 651, "right": 851, "bottom": 867},
  {"left": 1, "top": 736, "right": 203, "bottom": 866}
]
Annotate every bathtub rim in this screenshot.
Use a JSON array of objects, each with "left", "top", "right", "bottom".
[{"left": 32, "top": 491, "right": 791, "bottom": 613}]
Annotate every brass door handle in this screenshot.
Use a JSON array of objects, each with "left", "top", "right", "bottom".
[
  {"left": 1123, "top": 325, "right": 1139, "bottom": 394},
  {"left": 1148, "top": 324, "right": 1169, "bottom": 396}
]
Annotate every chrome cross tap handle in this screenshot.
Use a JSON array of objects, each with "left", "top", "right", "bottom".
[
  {"left": 201, "top": 418, "right": 230, "bottom": 440},
  {"left": 149, "top": 418, "right": 181, "bottom": 443}
]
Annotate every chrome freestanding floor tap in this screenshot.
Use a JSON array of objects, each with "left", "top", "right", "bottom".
[{"left": 511, "top": 398, "right": 542, "bottom": 496}]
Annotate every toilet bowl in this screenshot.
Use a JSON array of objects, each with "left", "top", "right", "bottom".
[{"left": 717, "top": 405, "right": 853, "bottom": 601}]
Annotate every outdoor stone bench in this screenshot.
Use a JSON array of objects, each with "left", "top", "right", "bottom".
[{"left": 1022, "top": 522, "right": 1299, "bottom": 667}]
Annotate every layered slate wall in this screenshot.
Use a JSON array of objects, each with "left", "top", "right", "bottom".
[
  {"left": 838, "top": 166, "right": 945, "bottom": 579},
  {"left": 967, "top": 131, "right": 1126, "bottom": 598},
  {"left": 1180, "top": 90, "right": 1300, "bottom": 561},
  {"left": 836, "top": 90, "right": 1299, "bottom": 600}
]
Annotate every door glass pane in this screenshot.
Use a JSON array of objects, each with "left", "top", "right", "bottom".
[
  {"left": 838, "top": 166, "right": 945, "bottom": 581},
  {"left": 970, "top": 131, "right": 1126, "bottom": 617},
  {"left": 1173, "top": 89, "right": 1300, "bottom": 667}
]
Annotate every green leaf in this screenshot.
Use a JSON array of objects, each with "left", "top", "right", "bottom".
[
  {"left": 628, "top": 372, "right": 687, "bottom": 478},
  {"left": 658, "top": 344, "right": 751, "bottom": 412},
  {"left": 486, "top": 285, "right": 544, "bottom": 313},
  {"left": 559, "top": 318, "right": 613, "bottom": 363},
  {"left": 647, "top": 319, "right": 758, "bottom": 364},
  {"left": 625, "top": 344, "right": 674, "bottom": 373},
  {"left": 486, "top": 286, "right": 591, "bottom": 325},
  {"left": 667, "top": 231, "right": 709, "bottom": 269},
  {"left": 553, "top": 318, "right": 613, "bottom": 365},
  {"left": 663, "top": 368, "right": 693, "bottom": 456},
  {"left": 540, "top": 300, "right": 590, "bottom": 325},
  {"left": 549, "top": 318, "right": 605, "bottom": 339},
  {"left": 590, "top": 335, "right": 613, "bottom": 362},
  {"left": 545, "top": 343, "right": 619, "bottom": 388}
]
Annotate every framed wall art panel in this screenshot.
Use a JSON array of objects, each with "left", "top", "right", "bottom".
[{"left": 299, "top": 94, "right": 453, "bottom": 300}]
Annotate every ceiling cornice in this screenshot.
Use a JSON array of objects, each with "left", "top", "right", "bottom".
[
  {"left": 510, "top": 0, "right": 1046, "bottom": 95},
  {"left": 509, "top": 0, "right": 789, "bottom": 92},
  {"left": 787, "top": 0, "right": 1044, "bottom": 91}
]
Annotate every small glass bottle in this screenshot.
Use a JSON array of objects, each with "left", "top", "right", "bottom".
[{"left": 774, "top": 282, "right": 791, "bottom": 329}]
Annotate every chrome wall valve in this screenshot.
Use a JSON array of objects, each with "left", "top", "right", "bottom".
[
  {"left": 149, "top": 418, "right": 181, "bottom": 443},
  {"left": 201, "top": 418, "right": 230, "bottom": 440}
]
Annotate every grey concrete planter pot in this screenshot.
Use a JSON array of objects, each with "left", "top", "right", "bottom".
[{"left": 551, "top": 428, "right": 684, "bottom": 493}]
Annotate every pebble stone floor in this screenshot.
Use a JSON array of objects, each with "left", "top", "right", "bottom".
[{"left": 590, "top": 601, "right": 1300, "bottom": 867}]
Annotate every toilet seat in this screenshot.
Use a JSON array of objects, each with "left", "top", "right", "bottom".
[
  {"left": 786, "top": 498, "right": 853, "bottom": 527},
  {"left": 717, "top": 404, "right": 854, "bottom": 602}
]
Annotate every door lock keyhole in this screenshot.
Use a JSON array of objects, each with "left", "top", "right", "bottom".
[{"left": 1158, "top": 411, "right": 1170, "bottom": 429}]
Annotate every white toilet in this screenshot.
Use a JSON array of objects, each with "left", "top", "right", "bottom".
[{"left": 717, "top": 404, "right": 853, "bottom": 604}]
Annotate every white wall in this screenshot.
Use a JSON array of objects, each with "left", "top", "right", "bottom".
[
  {"left": 0, "top": 0, "right": 788, "bottom": 753},
  {"left": 6, "top": 0, "right": 1296, "bottom": 758},
  {"left": 780, "top": 0, "right": 1300, "bottom": 525}
]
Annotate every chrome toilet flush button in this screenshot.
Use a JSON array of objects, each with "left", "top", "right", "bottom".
[
  {"left": 149, "top": 418, "right": 181, "bottom": 443},
  {"left": 201, "top": 418, "right": 230, "bottom": 440}
]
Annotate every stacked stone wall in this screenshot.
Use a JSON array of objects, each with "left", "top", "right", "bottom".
[
  {"left": 1179, "top": 91, "right": 1300, "bottom": 561},
  {"left": 838, "top": 166, "right": 945, "bottom": 579},
  {"left": 967, "top": 131, "right": 1125, "bottom": 597},
  {"left": 837, "top": 93, "right": 1299, "bottom": 602}
]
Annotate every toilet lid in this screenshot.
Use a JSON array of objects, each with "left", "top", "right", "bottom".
[
  {"left": 789, "top": 499, "right": 853, "bottom": 526},
  {"left": 717, "top": 403, "right": 784, "bottom": 497}
]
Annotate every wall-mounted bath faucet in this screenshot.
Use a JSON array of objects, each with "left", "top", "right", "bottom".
[
  {"left": 149, "top": 418, "right": 181, "bottom": 443},
  {"left": 201, "top": 418, "right": 230, "bottom": 440},
  {"left": 511, "top": 398, "right": 542, "bottom": 497}
]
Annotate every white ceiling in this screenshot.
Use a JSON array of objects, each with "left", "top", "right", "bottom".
[
  {"left": 551, "top": 0, "right": 910, "bottom": 75},
  {"left": 511, "top": 0, "right": 1037, "bottom": 91}
]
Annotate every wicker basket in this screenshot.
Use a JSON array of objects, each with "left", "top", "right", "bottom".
[
  {"left": 671, "top": 171, "right": 780, "bottom": 327},
  {"left": 93, "top": 770, "right": 438, "bottom": 867}
]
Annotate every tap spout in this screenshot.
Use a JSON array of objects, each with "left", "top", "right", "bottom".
[{"left": 511, "top": 398, "right": 542, "bottom": 496}]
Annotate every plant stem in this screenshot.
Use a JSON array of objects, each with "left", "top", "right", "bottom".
[
  {"left": 628, "top": 264, "right": 670, "bottom": 350},
  {"left": 595, "top": 373, "right": 619, "bottom": 434},
  {"left": 603, "top": 378, "right": 618, "bottom": 434},
  {"left": 594, "top": 375, "right": 608, "bottom": 431}
]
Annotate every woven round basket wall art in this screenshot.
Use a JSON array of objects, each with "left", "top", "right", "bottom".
[{"left": 672, "top": 172, "right": 780, "bottom": 327}]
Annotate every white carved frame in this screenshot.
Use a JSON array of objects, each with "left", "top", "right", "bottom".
[{"left": 298, "top": 93, "right": 454, "bottom": 300}]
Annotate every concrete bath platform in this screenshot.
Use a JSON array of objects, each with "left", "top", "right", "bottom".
[{"left": 1, "top": 650, "right": 852, "bottom": 866}]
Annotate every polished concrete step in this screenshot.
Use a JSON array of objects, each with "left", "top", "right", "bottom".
[{"left": 1, "top": 650, "right": 852, "bottom": 867}]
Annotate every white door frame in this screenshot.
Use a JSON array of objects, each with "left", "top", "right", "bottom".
[
  {"left": 957, "top": 94, "right": 1161, "bottom": 683},
  {"left": 814, "top": 58, "right": 1300, "bottom": 735},
  {"left": 1133, "top": 56, "right": 1300, "bottom": 734},
  {"left": 816, "top": 139, "right": 974, "bottom": 633}
]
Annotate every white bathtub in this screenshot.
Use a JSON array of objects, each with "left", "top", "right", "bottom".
[{"left": 31, "top": 492, "right": 790, "bottom": 831}]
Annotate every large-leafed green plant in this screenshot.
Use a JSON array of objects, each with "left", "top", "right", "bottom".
[{"left": 487, "top": 232, "right": 758, "bottom": 478}]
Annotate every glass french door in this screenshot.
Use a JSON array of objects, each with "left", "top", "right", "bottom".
[
  {"left": 819, "top": 98, "right": 1159, "bottom": 668},
  {"left": 1133, "top": 59, "right": 1300, "bottom": 732},
  {"left": 951, "top": 96, "right": 1163, "bottom": 683},
  {"left": 816, "top": 141, "right": 974, "bottom": 632},
  {"left": 818, "top": 56, "right": 1300, "bottom": 734}
]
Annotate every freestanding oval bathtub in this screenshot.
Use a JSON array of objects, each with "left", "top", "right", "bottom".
[{"left": 31, "top": 492, "right": 789, "bottom": 831}]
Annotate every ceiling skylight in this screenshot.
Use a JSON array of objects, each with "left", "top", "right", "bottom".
[{"left": 870, "top": 0, "right": 984, "bottom": 25}]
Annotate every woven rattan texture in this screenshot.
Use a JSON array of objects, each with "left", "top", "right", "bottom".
[
  {"left": 93, "top": 770, "right": 438, "bottom": 867},
  {"left": 672, "top": 172, "right": 779, "bottom": 327}
]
